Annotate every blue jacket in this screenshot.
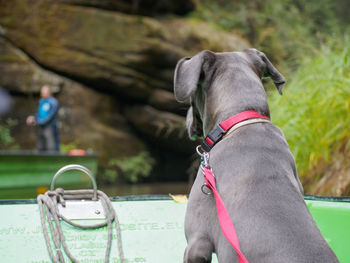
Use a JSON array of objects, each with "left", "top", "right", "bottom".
[{"left": 36, "top": 96, "right": 59, "bottom": 127}]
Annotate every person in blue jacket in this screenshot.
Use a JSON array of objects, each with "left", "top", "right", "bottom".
[{"left": 26, "top": 85, "right": 60, "bottom": 152}]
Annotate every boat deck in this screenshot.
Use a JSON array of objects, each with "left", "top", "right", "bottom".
[{"left": 1, "top": 195, "right": 350, "bottom": 262}]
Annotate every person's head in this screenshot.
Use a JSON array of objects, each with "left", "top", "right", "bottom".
[{"left": 40, "top": 85, "right": 52, "bottom": 99}]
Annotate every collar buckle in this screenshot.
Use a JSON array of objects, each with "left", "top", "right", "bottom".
[{"left": 201, "top": 124, "right": 226, "bottom": 152}]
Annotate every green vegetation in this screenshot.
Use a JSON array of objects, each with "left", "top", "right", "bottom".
[
  {"left": 60, "top": 141, "right": 80, "bottom": 152},
  {"left": 269, "top": 38, "right": 350, "bottom": 179},
  {"left": 0, "top": 119, "right": 17, "bottom": 149},
  {"left": 104, "top": 151, "right": 156, "bottom": 183},
  {"left": 192, "top": 0, "right": 347, "bottom": 72}
]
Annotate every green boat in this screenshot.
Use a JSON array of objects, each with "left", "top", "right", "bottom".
[
  {"left": 0, "top": 150, "right": 98, "bottom": 189},
  {"left": 0, "top": 165, "right": 350, "bottom": 262}
]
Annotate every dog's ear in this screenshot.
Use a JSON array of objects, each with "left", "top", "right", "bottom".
[
  {"left": 261, "top": 52, "right": 285, "bottom": 95},
  {"left": 245, "top": 48, "right": 285, "bottom": 95},
  {"left": 174, "top": 50, "right": 215, "bottom": 102},
  {"left": 186, "top": 106, "right": 203, "bottom": 140}
]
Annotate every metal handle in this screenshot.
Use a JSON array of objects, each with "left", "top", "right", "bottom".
[{"left": 50, "top": 164, "right": 97, "bottom": 200}]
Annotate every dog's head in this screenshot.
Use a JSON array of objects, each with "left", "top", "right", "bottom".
[{"left": 173, "top": 48, "right": 285, "bottom": 139}]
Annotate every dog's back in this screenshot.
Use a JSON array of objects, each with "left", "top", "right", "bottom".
[{"left": 207, "top": 122, "right": 338, "bottom": 262}]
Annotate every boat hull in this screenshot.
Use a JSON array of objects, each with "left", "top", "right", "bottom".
[{"left": 0, "top": 151, "right": 98, "bottom": 189}]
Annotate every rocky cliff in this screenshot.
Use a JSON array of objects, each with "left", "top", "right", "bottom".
[{"left": 0, "top": 0, "right": 249, "bottom": 182}]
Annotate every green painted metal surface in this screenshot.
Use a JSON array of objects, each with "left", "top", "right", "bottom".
[
  {"left": 0, "top": 196, "right": 349, "bottom": 262},
  {"left": 0, "top": 151, "right": 98, "bottom": 189},
  {"left": 305, "top": 198, "right": 350, "bottom": 262}
]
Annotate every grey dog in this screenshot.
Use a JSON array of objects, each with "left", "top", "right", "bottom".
[{"left": 173, "top": 49, "right": 339, "bottom": 263}]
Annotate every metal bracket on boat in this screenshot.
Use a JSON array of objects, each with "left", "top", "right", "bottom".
[
  {"left": 51, "top": 164, "right": 97, "bottom": 199},
  {"left": 50, "top": 164, "right": 105, "bottom": 220}
]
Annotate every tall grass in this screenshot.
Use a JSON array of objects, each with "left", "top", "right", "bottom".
[{"left": 269, "top": 38, "right": 350, "bottom": 179}]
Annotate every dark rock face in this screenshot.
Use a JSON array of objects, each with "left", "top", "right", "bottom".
[
  {"left": 0, "top": 37, "right": 62, "bottom": 94},
  {"left": 0, "top": 0, "right": 249, "bottom": 181},
  {"left": 126, "top": 105, "right": 198, "bottom": 154},
  {"left": 59, "top": 0, "right": 197, "bottom": 16}
]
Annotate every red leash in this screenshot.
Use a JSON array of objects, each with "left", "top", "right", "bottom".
[
  {"left": 197, "top": 110, "right": 269, "bottom": 262},
  {"left": 200, "top": 158, "right": 249, "bottom": 263}
]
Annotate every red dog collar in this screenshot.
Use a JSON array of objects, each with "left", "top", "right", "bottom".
[{"left": 201, "top": 110, "right": 269, "bottom": 152}]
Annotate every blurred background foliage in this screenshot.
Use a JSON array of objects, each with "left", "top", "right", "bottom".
[
  {"left": 104, "top": 151, "right": 156, "bottom": 183},
  {"left": 192, "top": 0, "right": 348, "bottom": 72},
  {"left": 0, "top": 0, "right": 349, "bottom": 194},
  {"left": 0, "top": 119, "right": 18, "bottom": 149},
  {"left": 269, "top": 39, "right": 350, "bottom": 194}
]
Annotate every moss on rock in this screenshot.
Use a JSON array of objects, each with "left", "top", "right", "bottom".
[{"left": 0, "top": 0, "right": 249, "bottom": 101}]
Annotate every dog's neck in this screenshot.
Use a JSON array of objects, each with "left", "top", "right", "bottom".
[{"left": 201, "top": 82, "right": 270, "bottom": 137}]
